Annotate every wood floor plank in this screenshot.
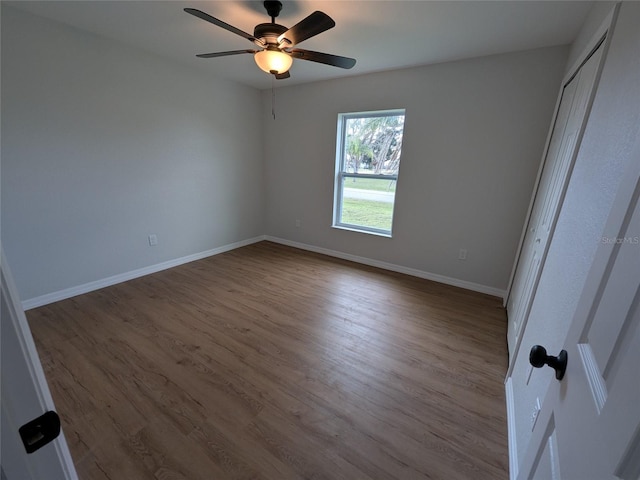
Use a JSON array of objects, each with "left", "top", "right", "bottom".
[{"left": 28, "top": 241, "right": 509, "bottom": 479}]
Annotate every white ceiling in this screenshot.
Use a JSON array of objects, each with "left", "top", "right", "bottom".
[{"left": 7, "top": 1, "right": 595, "bottom": 90}]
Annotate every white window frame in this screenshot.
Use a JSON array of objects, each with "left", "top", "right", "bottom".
[{"left": 333, "top": 109, "right": 405, "bottom": 237}]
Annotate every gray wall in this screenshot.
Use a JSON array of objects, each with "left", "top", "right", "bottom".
[
  {"left": 1, "top": 6, "right": 265, "bottom": 301},
  {"left": 262, "top": 47, "right": 568, "bottom": 293},
  {"left": 2, "top": 6, "right": 571, "bottom": 304}
]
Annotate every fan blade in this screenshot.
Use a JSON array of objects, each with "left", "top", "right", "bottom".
[
  {"left": 196, "top": 50, "right": 257, "bottom": 59},
  {"left": 184, "top": 8, "right": 263, "bottom": 46},
  {"left": 275, "top": 71, "right": 291, "bottom": 80},
  {"left": 277, "top": 11, "right": 335, "bottom": 48},
  {"left": 289, "top": 49, "right": 356, "bottom": 69}
]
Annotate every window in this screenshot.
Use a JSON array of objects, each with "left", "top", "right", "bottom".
[{"left": 333, "top": 110, "right": 406, "bottom": 236}]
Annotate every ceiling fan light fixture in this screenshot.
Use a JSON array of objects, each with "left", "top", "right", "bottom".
[
  {"left": 254, "top": 49, "right": 293, "bottom": 74},
  {"left": 185, "top": 5, "right": 356, "bottom": 80}
]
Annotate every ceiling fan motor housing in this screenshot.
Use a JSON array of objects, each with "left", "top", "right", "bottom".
[{"left": 254, "top": 23, "right": 288, "bottom": 47}]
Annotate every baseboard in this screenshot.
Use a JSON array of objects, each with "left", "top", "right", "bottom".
[
  {"left": 505, "top": 377, "right": 519, "bottom": 480},
  {"left": 23, "top": 234, "right": 506, "bottom": 310},
  {"left": 265, "top": 236, "right": 507, "bottom": 298},
  {"left": 22, "top": 236, "right": 266, "bottom": 310}
]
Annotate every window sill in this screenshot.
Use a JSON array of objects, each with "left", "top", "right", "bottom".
[{"left": 331, "top": 224, "right": 393, "bottom": 238}]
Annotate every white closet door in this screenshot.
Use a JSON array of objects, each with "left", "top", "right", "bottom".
[{"left": 506, "top": 43, "right": 604, "bottom": 359}]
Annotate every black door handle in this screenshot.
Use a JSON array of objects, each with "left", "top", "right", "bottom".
[
  {"left": 529, "top": 345, "right": 568, "bottom": 380},
  {"left": 19, "top": 410, "right": 61, "bottom": 454}
]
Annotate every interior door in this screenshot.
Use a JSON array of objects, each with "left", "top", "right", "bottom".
[
  {"left": 1, "top": 250, "right": 77, "bottom": 479},
  {"left": 518, "top": 132, "right": 640, "bottom": 480},
  {"left": 506, "top": 41, "right": 605, "bottom": 359}
]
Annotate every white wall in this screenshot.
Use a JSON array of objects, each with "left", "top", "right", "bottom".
[
  {"left": 262, "top": 47, "right": 568, "bottom": 293},
  {"left": 1, "top": 6, "right": 265, "bottom": 302},
  {"left": 510, "top": 2, "right": 640, "bottom": 468},
  {"left": 1, "top": 7, "right": 573, "bottom": 304}
]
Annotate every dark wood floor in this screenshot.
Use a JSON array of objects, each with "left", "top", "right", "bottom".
[{"left": 28, "top": 241, "right": 509, "bottom": 479}]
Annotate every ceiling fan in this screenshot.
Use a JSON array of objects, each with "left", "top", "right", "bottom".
[{"left": 184, "top": 1, "right": 356, "bottom": 80}]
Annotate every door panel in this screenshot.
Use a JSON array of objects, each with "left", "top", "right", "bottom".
[
  {"left": 507, "top": 72, "right": 578, "bottom": 352},
  {"left": 507, "top": 76, "right": 577, "bottom": 347},
  {"left": 529, "top": 418, "right": 560, "bottom": 480},
  {"left": 586, "top": 215, "right": 640, "bottom": 372},
  {"left": 507, "top": 42, "right": 605, "bottom": 358}
]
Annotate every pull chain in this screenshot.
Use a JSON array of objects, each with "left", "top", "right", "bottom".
[{"left": 271, "top": 76, "right": 276, "bottom": 120}]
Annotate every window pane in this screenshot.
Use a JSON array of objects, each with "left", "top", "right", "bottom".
[
  {"left": 342, "top": 115, "right": 404, "bottom": 175},
  {"left": 340, "top": 177, "right": 397, "bottom": 231},
  {"left": 334, "top": 110, "right": 405, "bottom": 235}
]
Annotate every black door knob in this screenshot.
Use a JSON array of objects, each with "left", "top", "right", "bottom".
[
  {"left": 19, "top": 410, "right": 61, "bottom": 454},
  {"left": 529, "top": 345, "right": 568, "bottom": 380}
]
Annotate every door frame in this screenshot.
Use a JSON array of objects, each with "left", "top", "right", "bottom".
[
  {"left": 1, "top": 249, "right": 78, "bottom": 479},
  {"left": 504, "top": 4, "right": 620, "bottom": 378}
]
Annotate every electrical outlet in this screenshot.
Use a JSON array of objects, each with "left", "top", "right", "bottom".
[
  {"left": 148, "top": 234, "right": 158, "bottom": 246},
  {"left": 295, "top": 219, "right": 301, "bottom": 228},
  {"left": 458, "top": 248, "right": 467, "bottom": 260}
]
